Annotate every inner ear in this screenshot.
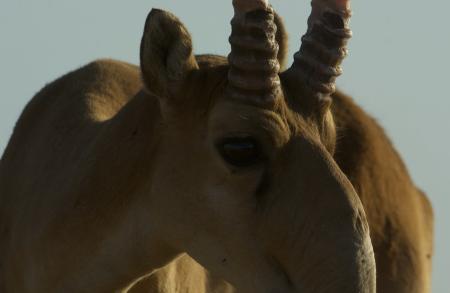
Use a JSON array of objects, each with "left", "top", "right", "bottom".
[
  {"left": 274, "top": 12, "right": 288, "bottom": 71},
  {"left": 140, "top": 9, "right": 199, "bottom": 99}
]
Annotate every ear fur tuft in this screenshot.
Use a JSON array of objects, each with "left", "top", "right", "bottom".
[{"left": 140, "top": 9, "right": 198, "bottom": 98}]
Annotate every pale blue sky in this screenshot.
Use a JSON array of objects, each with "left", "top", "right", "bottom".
[{"left": 1, "top": 0, "right": 448, "bottom": 291}]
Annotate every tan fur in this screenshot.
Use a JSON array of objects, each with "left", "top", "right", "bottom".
[
  {"left": 127, "top": 58, "right": 434, "bottom": 293},
  {"left": 0, "top": 7, "right": 431, "bottom": 293},
  {"left": 127, "top": 254, "right": 233, "bottom": 293},
  {"left": 332, "top": 94, "right": 434, "bottom": 293}
]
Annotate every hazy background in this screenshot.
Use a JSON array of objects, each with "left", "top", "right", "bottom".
[{"left": 1, "top": 0, "right": 448, "bottom": 291}]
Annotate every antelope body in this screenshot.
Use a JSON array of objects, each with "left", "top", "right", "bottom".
[{"left": 0, "top": 0, "right": 432, "bottom": 292}]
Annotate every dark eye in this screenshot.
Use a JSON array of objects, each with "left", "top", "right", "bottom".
[{"left": 218, "top": 137, "right": 263, "bottom": 168}]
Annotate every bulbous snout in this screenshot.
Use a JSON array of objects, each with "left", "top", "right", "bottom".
[
  {"left": 259, "top": 138, "right": 376, "bottom": 292},
  {"left": 282, "top": 211, "right": 376, "bottom": 293},
  {"left": 264, "top": 198, "right": 376, "bottom": 293}
]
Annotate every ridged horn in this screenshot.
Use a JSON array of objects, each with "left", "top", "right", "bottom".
[
  {"left": 285, "top": 0, "right": 352, "bottom": 99},
  {"left": 227, "top": 0, "right": 282, "bottom": 106}
]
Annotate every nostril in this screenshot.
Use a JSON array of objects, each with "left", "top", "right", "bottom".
[{"left": 266, "top": 254, "right": 295, "bottom": 290}]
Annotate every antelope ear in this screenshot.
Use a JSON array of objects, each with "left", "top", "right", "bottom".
[
  {"left": 274, "top": 12, "right": 289, "bottom": 71},
  {"left": 140, "top": 9, "right": 199, "bottom": 98}
]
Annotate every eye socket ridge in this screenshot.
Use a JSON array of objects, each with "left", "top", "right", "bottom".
[{"left": 217, "top": 137, "right": 265, "bottom": 168}]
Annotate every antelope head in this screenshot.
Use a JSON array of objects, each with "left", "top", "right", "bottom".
[{"left": 139, "top": 0, "right": 376, "bottom": 291}]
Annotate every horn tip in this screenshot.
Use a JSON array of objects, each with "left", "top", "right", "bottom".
[{"left": 233, "top": 0, "right": 269, "bottom": 14}]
